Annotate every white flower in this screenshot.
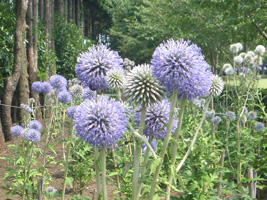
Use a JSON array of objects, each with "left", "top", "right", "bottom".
[{"left": 255, "top": 45, "right": 265, "bottom": 56}]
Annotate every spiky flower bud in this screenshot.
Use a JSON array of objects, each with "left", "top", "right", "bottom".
[
  {"left": 83, "top": 87, "right": 96, "bottom": 100},
  {"left": 206, "top": 110, "right": 215, "bottom": 118},
  {"left": 25, "top": 129, "right": 41, "bottom": 143},
  {"left": 67, "top": 106, "right": 77, "bottom": 119},
  {"left": 234, "top": 56, "right": 243, "bottom": 65},
  {"left": 247, "top": 51, "right": 255, "bottom": 57},
  {"left": 42, "top": 81, "right": 53, "bottom": 93},
  {"left": 11, "top": 125, "right": 24, "bottom": 138},
  {"left": 255, "top": 122, "right": 264, "bottom": 132},
  {"left": 239, "top": 52, "right": 246, "bottom": 58},
  {"left": 69, "top": 84, "right": 84, "bottom": 99},
  {"left": 106, "top": 68, "right": 125, "bottom": 90},
  {"left": 230, "top": 43, "right": 242, "bottom": 54},
  {"left": 225, "top": 67, "right": 235, "bottom": 76},
  {"left": 211, "top": 116, "right": 221, "bottom": 125},
  {"left": 210, "top": 75, "right": 224, "bottom": 97},
  {"left": 255, "top": 45, "right": 265, "bottom": 56},
  {"left": 226, "top": 111, "right": 236, "bottom": 121},
  {"left": 240, "top": 115, "right": 247, "bottom": 125},
  {"left": 28, "top": 120, "right": 42, "bottom": 131},
  {"left": 58, "top": 90, "right": 72, "bottom": 104},
  {"left": 50, "top": 75, "right": 67, "bottom": 89},
  {"left": 124, "top": 64, "right": 165, "bottom": 107},
  {"left": 222, "top": 63, "right": 232, "bottom": 71},
  {"left": 247, "top": 111, "right": 257, "bottom": 120},
  {"left": 244, "top": 55, "right": 253, "bottom": 63},
  {"left": 32, "top": 81, "right": 43, "bottom": 93}
]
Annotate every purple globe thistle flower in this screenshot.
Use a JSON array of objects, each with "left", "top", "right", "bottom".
[
  {"left": 255, "top": 122, "right": 264, "bottom": 132},
  {"left": 69, "top": 84, "right": 84, "bottom": 99},
  {"left": 41, "top": 81, "right": 53, "bottom": 93},
  {"left": 135, "top": 99, "right": 178, "bottom": 139},
  {"left": 32, "top": 81, "right": 43, "bottom": 93},
  {"left": 20, "top": 104, "right": 33, "bottom": 114},
  {"left": 11, "top": 125, "right": 24, "bottom": 138},
  {"left": 247, "top": 111, "right": 257, "bottom": 120},
  {"left": 211, "top": 116, "right": 221, "bottom": 125},
  {"left": 83, "top": 87, "right": 96, "bottom": 100},
  {"left": 75, "top": 44, "right": 124, "bottom": 91},
  {"left": 28, "top": 120, "right": 42, "bottom": 131},
  {"left": 142, "top": 140, "right": 157, "bottom": 152},
  {"left": 58, "top": 90, "right": 72, "bottom": 104},
  {"left": 151, "top": 39, "right": 212, "bottom": 100},
  {"left": 67, "top": 106, "right": 77, "bottom": 119},
  {"left": 25, "top": 129, "right": 41, "bottom": 143},
  {"left": 226, "top": 111, "right": 236, "bottom": 121},
  {"left": 50, "top": 75, "right": 67, "bottom": 89},
  {"left": 73, "top": 95, "right": 127, "bottom": 148},
  {"left": 206, "top": 110, "right": 215, "bottom": 118}
]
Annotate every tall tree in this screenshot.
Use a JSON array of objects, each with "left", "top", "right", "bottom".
[{"left": 1, "top": 0, "right": 28, "bottom": 141}]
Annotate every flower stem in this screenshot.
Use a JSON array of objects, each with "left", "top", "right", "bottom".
[
  {"left": 175, "top": 95, "right": 212, "bottom": 173},
  {"left": 132, "top": 105, "right": 146, "bottom": 200},
  {"left": 148, "top": 89, "right": 178, "bottom": 200},
  {"left": 61, "top": 126, "right": 73, "bottom": 200},
  {"left": 95, "top": 146, "right": 101, "bottom": 197},
  {"left": 165, "top": 97, "right": 187, "bottom": 200},
  {"left": 101, "top": 148, "right": 108, "bottom": 200}
]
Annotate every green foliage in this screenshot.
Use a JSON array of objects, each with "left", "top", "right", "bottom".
[
  {"left": 0, "top": 1, "right": 15, "bottom": 89},
  {"left": 54, "top": 16, "right": 94, "bottom": 80}
]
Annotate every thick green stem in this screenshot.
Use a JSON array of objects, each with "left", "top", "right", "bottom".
[
  {"left": 95, "top": 147, "right": 101, "bottom": 197},
  {"left": 22, "top": 143, "right": 33, "bottom": 200},
  {"left": 61, "top": 126, "right": 73, "bottom": 200},
  {"left": 136, "top": 138, "right": 153, "bottom": 198},
  {"left": 148, "top": 90, "right": 178, "bottom": 200},
  {"left": 175, "top": 95, "right": 212, "bottom": 173},
  {"left": 236, "top": 118, "right": 241, "bottom": 184},
  {"left": 165, "top": 97, "right": 187, "bottom": 200},
  {"left": 101, "top": 148, "right": 108, "bottom": 200},
  {"left": 132, "top": 105, "right": 147, "bottom": 200}
]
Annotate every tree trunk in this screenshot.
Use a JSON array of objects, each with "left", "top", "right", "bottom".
[
  {"left": 80, "top": 0, "right": 83, "bottom": 34},
  {"left": 57, "top": 0, "right": 63, "bottom": 16},
  {"left": 39, "top": 0, "right": 43, "bottom": 19},
  {"left": 76, "top": 0, "right": 80, "bottom": 28},
  {"left": 72, "top": 0, "right": 75, "bottom": 24},
  {"left": 1, "top": 0, "right": 28, "bottom": 141},
  {"left": 64, "top": 0, "right": 68, "bottom": 21},
  {"left": 69, "top": 0, "right": 72, "bottom": 22}
]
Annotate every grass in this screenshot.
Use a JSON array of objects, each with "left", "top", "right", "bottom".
[{"left": 225, "top": 78, "right": 267, "bottom": 89}]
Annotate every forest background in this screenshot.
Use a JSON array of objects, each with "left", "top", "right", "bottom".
[{"left": 0, "top": 0, "right": 267, "bottom": 148}]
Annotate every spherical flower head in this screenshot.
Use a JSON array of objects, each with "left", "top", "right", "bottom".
[
  {"left": 41, "top": 81, "right": 53, "bottom": 93},
  {"left": 50, "top": 75, "right": 67, "bottom": 89},
  {"left": 222, "top": 63, "right": 232, "bottom": 71},
  {"left": 124, "top": 64, "right": 165, "bottom": 107},
  {"left": 32, "top": 81, "right": 43, "bottom": 93},
  {"left": 135, "top": 99, "right": 178, "bottom": 139},
  {"left": 11, "top": 125, "right": 24, "bottom": 137},
  {"left": 247, "top": 51, "right": 255, "bottom": 57},
  {"left": 29, "top": 98, "right": 35, "bottom": 105},
  {"left": 247, "top": 111, "right": 257, "bottom": 120},
  {"left": 236, "top": 43, "right": 243, "bottom": 51},
  {"left": 225, "top": 67, "right": 235, "bottom": 76},
  {"left": 67, "top": 106, "right": 77, "bottom": 119},
  {"left": 106, "top": 68, "right": 125, "bottom": 90},
  {"left": 151, "top": 39, "right": 212, "bottom": 100},
  {"left": 229, "top": 44, "right": 239, "bottom": 54},
  {"left": 28, "top": 120, "right": 42, "bottom": 131},
  {"left": 210, "top": 75, "right": 224, "bottom": 97},
  {"left": 240, "top": 115, "right": 247, "bottom": 125},
  {"left": 75, "top": 44, "right": 123, "bottom": 91},
  {"left": 83, "top": 87, "right": 96, "bottom": 100},
  {"left": 58, "top": 90, "right": 72, "bottom": 104},
  {"left": 239, "top": 52, "right": 246, "bottom": 58},
  {"left": 244, "top": 54, "right": 253, "bottom": 63},
  {"left": 234, "top": 56, "right": 243, "bottom": 65},
  {"left": 123, "top": 58, "right": 135, "bottom": 70},
  {"left": 25, "top": 129, "right": 41, "bottom": 143},
  {"left": 74, "top": 95, "right": 127, "bottom": 148},
  {"left": 68, "top": 78, "right": 81, "bottom": 87},
  {"left": 45, "top": 186, "right": 57, "bottom": 194},
  {"left": 255, "top": 45, "right": 265, "bottom": 56},
  {"left": 69, "top": 84, "right": 84, "bottom": 99},
  {"left": 192, "top": 99, "right": 202, "bottom": 108},
  {"left": 255, "top": 122, "right": 264, "bottom": 132},
  {"left": 211, "top": 116, "right": 221, "bottom": 125},
  {"left": 206, "top": 110, "right": 215, "bottom": 118},
  {"left": 241, "top": 106, "right": 248, "bottom": 116},
  {"left": 226, "top": 111, "right": 236, "bottom": 121}
]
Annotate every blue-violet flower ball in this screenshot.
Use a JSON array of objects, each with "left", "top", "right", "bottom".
[
  {"left": 25, "top": 129, "right": 41, "bottom": 143},
  {"left": 255, "top": 122, "right": 264, "bottom": 132},
  {"left": 135, "top": 99, "right": 178, "bottom": 139},
  {"left": 211, "top": 116, "right": 221, "bottom": 125},
  {"left": 28, "top": 120, "right": 42, "bottom": 131},
  {"left": 75, "top": 44, "right": 123, "bottom": 91},
  {"left": 41, "top": 81, "right": 53, "bottom": 93},
  {"left": 50, "top": 75, "right": 67, "bottom": 89},
  {"left": 226, "top": 111, "right": 236, "bottom": 121},
  {"left": 247, "top": 111, "right": 257, "bottom": 120},
  {"left": 11, "top": 125, "right": 24, "bottom": 137},
  {"left": 151, "top": 39, "right": 212, "bottom": 100},
  {"left": 83, "top": 87, "right": 96, "bottom": 100},
  {"left": 58, "top": 90, "right": 72, "bottom": 104},
  {"left": 73, "top": 95, "right": 127, "bottom": 148},
  {"left": 32, "top": 81, "right": 43, "bottom": 93},
  {"left": 67, "top": 106, "right": 77, "bottom": 119}
]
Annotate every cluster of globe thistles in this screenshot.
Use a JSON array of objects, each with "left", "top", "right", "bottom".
[
  {"left": 75, "top": 44, "right": 123, "bottom": 91},
  {"left": 151, "top": 39, "right": 212, "bottom": 100},
  {"left": 73, "top": 96, "right": 127, "bottom": 148},
  {"left": 135, "top": 99, "right": 178, "bottom": 139}
]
